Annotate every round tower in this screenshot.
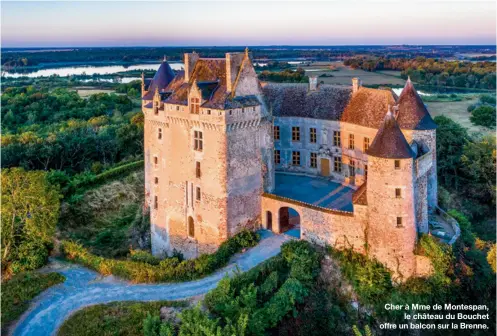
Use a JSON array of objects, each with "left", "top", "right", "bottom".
[
  {"left": 366, "top": 108, "right": 417, "bottom": 280},
  {"left": 396, "top": 77, "right": 438, "bottom": 214}
]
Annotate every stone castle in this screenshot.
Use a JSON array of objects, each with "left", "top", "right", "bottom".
[{"left": 142, "top": 50, "right": 439, "bottom": 279}]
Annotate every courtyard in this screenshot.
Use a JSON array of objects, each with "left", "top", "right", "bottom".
[{"left": 273, "top": 172, "right": 354, "bottom": 212}]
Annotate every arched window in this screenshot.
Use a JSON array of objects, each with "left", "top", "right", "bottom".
[{"left": 188, "top": 216, "right": 195, "bottom": 238}]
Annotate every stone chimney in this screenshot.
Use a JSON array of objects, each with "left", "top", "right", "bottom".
[
  {"left": 352, "top": 77, "right": 361, "bottom": 94},
  {"left": 226, "top": 52, "right": 245, "bottom": 93},
  {"left": 184, "top": 52, "right": 200, "bottom": 83},
  {"left": 309, "top": 76, "right": 318, "bottom": 91}
]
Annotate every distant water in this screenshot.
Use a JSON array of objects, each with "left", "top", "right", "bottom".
[
  {"left": 2, "top": 63, "right": 184, "bottom": 78},
  {"left": 392, "top": 88, "right": 432, "bottom": 96}
]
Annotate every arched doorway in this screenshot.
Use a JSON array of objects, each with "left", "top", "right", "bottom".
[
  {"left": 266, "top": 211, "right": 273, "bottom": 231},
  {"left": 279, "top": 207, "right": 301, "bottom": 238},
  {"left": 188, "top": 216, "right": 195, "bottom": 238}
]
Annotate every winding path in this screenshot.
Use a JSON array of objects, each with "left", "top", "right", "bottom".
[{"left": 12, "top": 231, "right": 292, "bottom": 336}]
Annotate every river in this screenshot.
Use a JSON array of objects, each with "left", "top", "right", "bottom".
[{"left": 1, "top": 62, "right": 184, "bottom": 78}]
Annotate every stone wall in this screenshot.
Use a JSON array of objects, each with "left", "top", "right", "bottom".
[
  {"left": 366, "top": 156, "right": 418, "bottom": 280},
  {"left": 261, "top": 194, "right": 366, "bottom": 253}
]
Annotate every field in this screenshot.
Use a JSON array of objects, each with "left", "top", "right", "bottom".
[
  {"left": 425, "top": 97, "right": 494, "bottom": 135},
  {"left": 72, "top": 88, "right": 119, "bottom": 98},
  {"left": 302, "top": 61, "right": 406, "bottom": 86}
]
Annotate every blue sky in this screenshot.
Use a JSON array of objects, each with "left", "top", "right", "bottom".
[{"left": 1, "top": 1, "right": 496, "bottom": 47}]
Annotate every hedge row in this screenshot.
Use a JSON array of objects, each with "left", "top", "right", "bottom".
[
  {"left": 72, "top": 160, "right": 144, "bottom": 191},
  {"left": 61, "top": 230, "right": 259, "bottom": 283}
]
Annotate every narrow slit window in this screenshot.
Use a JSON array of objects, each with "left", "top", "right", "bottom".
[{"left": 196, "top": 187, "right": 201, "bottom": 201}]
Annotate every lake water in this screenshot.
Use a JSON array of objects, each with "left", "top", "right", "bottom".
[{"left": 1, "top": 63, "right": 184, "bottom": 78}]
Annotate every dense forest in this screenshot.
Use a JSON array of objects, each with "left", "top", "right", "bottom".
[
  {"left": 344, "top": 56, "right": 496, "bottom": 89},
  {"left": 3, "top": 45, "right": 495, "bottom": 68}
]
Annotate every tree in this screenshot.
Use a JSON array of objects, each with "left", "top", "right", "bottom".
[
  {"left": 1, "top": 168, "right": 61, "bottom": 273},
  {"left": 460, "top": 135, "right": 497, "bottom": 218},
  {"left": 470, "top": 105, "right": 496, "bottom": 128},
  {"left": 487, "top": 244, "right": 496, "bottom": 273},
  {"left": 434, "top": 116, "right": 470, "bottom": 190}
]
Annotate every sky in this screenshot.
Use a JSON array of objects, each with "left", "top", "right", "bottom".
[{"left": 1, "top": 1, "right": 496, "bottom": 48}]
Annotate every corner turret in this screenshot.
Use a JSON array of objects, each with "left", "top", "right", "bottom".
[{"left": 366, "top": 108, "right": 417, "bottom": 280}]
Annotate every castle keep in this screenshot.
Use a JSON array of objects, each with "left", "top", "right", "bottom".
[{"left": 142, "top": 51, "right": 440, "bottom": 279}]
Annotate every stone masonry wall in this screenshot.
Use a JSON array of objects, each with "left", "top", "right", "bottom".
[
  {"left": 366, "top": 156, "right": 418, "bottom": 280},
  {"left": 261, "top": 195, "right": 366, "bottom": 253}
]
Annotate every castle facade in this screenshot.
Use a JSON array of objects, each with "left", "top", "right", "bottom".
[{"left": 142, "top": 51, "right": 438, "bottom": 279}]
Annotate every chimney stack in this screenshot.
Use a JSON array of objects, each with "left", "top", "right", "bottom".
[
  {"left": 309, "top": 76, "right": 318, "bottom": 91},
  {"left": 226, "top": 52, "right": 245, "bottom": 93},
  {"left": 184, "top": 52, "right": 200, "bottom": 83},
  {"left": 352, "top": 77, "right": 361, "bottom": 94}
]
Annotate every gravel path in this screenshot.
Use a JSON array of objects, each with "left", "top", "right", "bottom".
[{"left": 11, "top": 231, "right": 291, "bottom": 336}]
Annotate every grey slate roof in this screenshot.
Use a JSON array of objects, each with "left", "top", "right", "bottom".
[
  {"left": 142, "top": 60, "right": 176, "bottom": 100},
  {"left": 262, "top": 83, "right": 352, "bottom": 120},
  {"left": 366, "top": 110, "right": 415, "bottom": 159}
]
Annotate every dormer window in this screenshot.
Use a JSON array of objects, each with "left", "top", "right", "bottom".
[{"left": 190, "top": 97, "right": 200, "bottom": 114}]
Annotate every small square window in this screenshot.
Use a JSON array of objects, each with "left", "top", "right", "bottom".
[
  {"left": 253, "top": 107, "right": 256, "bottom": 112},
  {"left": 207, "top": 110, "right": 211, "bottom": 115},
  {"left": 176, "top": 106, "right": 180, "bottom": 111},
  {"left": 196, "top": 187, "right": 201, "bottom": 201},
  {"left": 395, "top": 188, "right": 401, "bottom": 198},
  {"left": 396, "top": 217, "right": 403, "bottom": 227},
  {"left": 394, "top": 160, "right": 401, "bottom": 170}
]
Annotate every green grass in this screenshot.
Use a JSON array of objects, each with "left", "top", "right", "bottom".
[
  {"left": 1, "top": 272, "right": 65, "bottom": 333},
  {"left": 58, "top": 300, "right": 188, "bottom": 336}
]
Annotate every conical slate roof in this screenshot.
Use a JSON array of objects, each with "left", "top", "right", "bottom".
[
  {"left": 366, "top": 109, "right": 415, "bottom": 159},
  {"left": 142, "top": 59, "right": 176, "bottom": 100},
  {"left": 396, "top": 78, "right": 437, "bottom": 130}
]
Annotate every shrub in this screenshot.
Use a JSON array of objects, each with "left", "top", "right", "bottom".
[
  {"left": 10, "top": 240, "right": 49, "bottom": 274},
  {"left": 130, "top": 249, "right": 160, "bottom": 265},
  {"left": 470, "top": 105, "right": 496, "bottom": 128},
  {"left": 1, "top": 272, "right": 65, "bottom": 333},
  {"left": 61, "top": 230, "right": 259, "bottom": 283}
]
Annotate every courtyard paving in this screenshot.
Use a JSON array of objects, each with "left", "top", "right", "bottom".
[{"left": 273, "top": 172, "right": 354, "bottom": 212}]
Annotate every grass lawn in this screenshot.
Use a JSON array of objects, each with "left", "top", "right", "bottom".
[
  {"left": 58, "top": 300, "right": 188, "bottom": 336},
  {"left": 1, "top": 272, "right": 65, "bottom": 334},
  {"left": 425, "top": 97, "right": 494, "bottom": 135}
]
